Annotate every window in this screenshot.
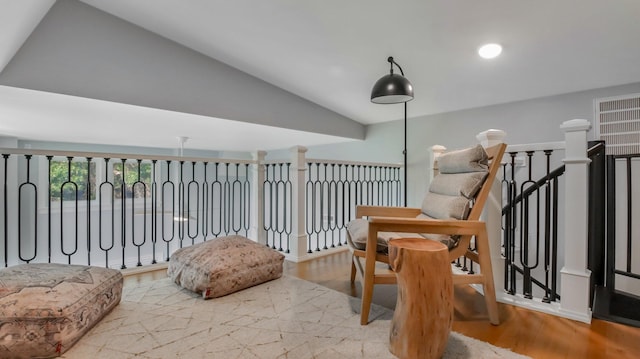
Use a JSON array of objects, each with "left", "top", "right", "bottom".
[
  {"left": 112, "top": 161, "right": 152, "bottom": 199},
  {"left": 49, "top": 161, "right": 96, "bottom": 201},
  {"left": 48, "top": 159, "right": 153, "bottom": 202}
]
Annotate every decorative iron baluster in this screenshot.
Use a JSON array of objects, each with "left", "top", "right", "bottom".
[
  {"left": 3, "top": 154, "right": 8, "bottom": 267},
  {"left": 18, "top": 155, "right": 37, "bottom": 263},
  {"left": 272, "top": 164, "right": 283, "bottom": 251},
  {"left": 243, "top": 163, "right": 251, "bottom": 238},
  {"left": 284, "top": 163, "right": 292, "bottom": 253},
  {"left": 223, "top": 163, "right": 231, "bottom": 235},
  {"left": 61, "top": 157, "right": 79, "bottom": 265},
  {"left": 178, "top": 161, "right": 185, "bottom": 248},
  {"left": 202, "top": 162, "right": 209, "bottom": 240},
  {"left": 210, "top": 163, "right": 223, "bottom": 238},
  {"left": 305, "top": 163, "right": 315, "bottom": 252},
  {"left": 99, "top": 158, "right": 115, "bottom": 267},
  {"left": 336, "top": 164, "right": 347, "bottom": 246},
  {"left": 46, "top": 156, "right": 52, "bottom": 264},
  {"left": 85, "top": 157, "right": 92, "bottom": 265},
  {"left": 329, "top": 164, "right": 338, "bottom": 248},
  {"left": 520, "top": 151, "right": 542, "bottom": 299},
  {"left": 232, "top": 163, "right": 242, "bottom": 234},
  {"left": 321, "top": 164, "right": 328, "bottom": 250},
  {"left": 356, "top": 165, "right": 363, "bottom": 206},
  {"left": 262, "top": 164, "right": 273, "bottom": 248},
  {"left": 551, "top": 175, "right": 560, "bottom": 301},
  {"left": 542, "top": 150, "right": 553, "bottom": 303},
  {"left": 161, "top": 160, "right": 175, "bottom": 261},
  {"left": 131, "top": 159, "right": 147, "bottom": 266},
  {"left": 187, "top": 161, "right": 199, "bottom": 244},
  {"left": 507, "top": 152, "right": 518, "bottom": 295},
  {"left": 119, "top": 158, "right": 126, "bottom": 269},
  {"left": 151, "top": 160, "right": 158, "bottom": 263}
]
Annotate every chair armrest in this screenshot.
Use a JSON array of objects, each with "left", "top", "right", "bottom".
[
  {"left": 367, "top": 217, "right": 486, "bottom": 237},
  {"left": 356, "top": 205, "right": 422, "bottom": 218}
]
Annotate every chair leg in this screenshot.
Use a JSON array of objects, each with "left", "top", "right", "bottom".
[
  {"left": 360, "top": 274, "right": 374, "bottom": 325},
  {"left": 360, "top": 251, "right": 377, "bottom": 325},
  {"left": 476, "top": 229, "right": 500, "bottom": 325}
]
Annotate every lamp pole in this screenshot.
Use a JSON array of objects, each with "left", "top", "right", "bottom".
[
  {"left": 370, "top": 56, "right": 413, "bottom": 207},
  {"left": 404, "top": 101, "right": 407, "bottom": 206}
]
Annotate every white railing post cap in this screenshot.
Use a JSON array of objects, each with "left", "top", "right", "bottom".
[
  {"left": 561, "top": 119, "right": 591, "bottom": 132},
  {"left": 290, "top": 145, "right": 308, "bottom": 154},
  {"left": 253, "top": 150, "right": 267, "bottom": 160},
  {"left": 476, "top": 129, "right": 507, "bottom": 143}
]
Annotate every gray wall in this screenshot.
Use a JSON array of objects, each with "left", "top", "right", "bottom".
[{"left": 307, "top": 82, "right": 640, "bottom": 207}]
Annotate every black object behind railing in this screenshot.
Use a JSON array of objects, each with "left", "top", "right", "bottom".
[
  {"left": 501, "top": 142, "right": 606, "bottom": 303},
  {"left": 1, "top": 150, "right": 251, "bottom": 268},
  {"left": 593, "top": 151, "right": 640, "bottom": 327}
]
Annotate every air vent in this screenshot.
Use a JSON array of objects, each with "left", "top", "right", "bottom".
[{"left": 595, "top": 94, "right": 640, "bottom": 155}]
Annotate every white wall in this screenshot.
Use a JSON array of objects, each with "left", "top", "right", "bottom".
[{"left": 0, "top": 0, "right": 364, "bottom": 141}]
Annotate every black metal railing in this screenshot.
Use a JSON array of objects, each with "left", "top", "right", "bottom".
[
  {"left": 261, "top": 159, "right": 402, "bottom": 254},
  {"left": 263, "top": 162, "right": 292, "bottom": 252},
  {"left": 304, "top": 161, "right": 402, "bottom": 253},
  {"left": 2, "top": 149, "right": 252, "bottom": 268},
  {"left": 501, "top": 142, "right": 606, "bottom": 303},
  {"left": 502, "top": 149, "right": 563, "bottom": 302}
]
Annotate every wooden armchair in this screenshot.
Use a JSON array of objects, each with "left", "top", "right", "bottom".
[{"left": 346, "top": 143, "right": 506, "bottom": 325}]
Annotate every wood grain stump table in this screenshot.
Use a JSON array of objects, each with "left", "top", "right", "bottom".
[{"left": 388, "top": 238, "right": 453, "bottom": 359}]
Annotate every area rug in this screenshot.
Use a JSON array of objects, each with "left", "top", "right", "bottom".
[{"left": 62, "top": 275, "right": 529, "bottom": 358}]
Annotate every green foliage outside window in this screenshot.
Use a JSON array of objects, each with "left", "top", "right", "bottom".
[
  {"left": 49, "top": 161, "right": 96, "bottom": 201},
  {"left": 49, "top": 160, "right": 152, "bottom": 201},
  {"left": 113, "top": 162, "right": 152, "bottom": 199}
]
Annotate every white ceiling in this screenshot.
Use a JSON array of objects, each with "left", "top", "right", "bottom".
[{"left": 2, "top": 0, "right": 640, "bottom": 151}]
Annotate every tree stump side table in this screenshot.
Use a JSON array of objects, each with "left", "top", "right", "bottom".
[{"left": 388, "top": 238, "right": 453, "bottom": 359}]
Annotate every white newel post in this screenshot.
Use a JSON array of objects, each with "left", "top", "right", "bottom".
[
  {"left": 288, "top": 146, "right": 309, "bottom": 262},
  {"left": 428, "top": 145, "right": 447, "bottom": 184},
  {"left": 559, "top": 119, "right": 592, "bottom": 323},
  {"left": 252, "top": 151, "right": 266, "bottom": 245},
  {"left": 476, "top": 129, "right": 507, "bottom": 297}
]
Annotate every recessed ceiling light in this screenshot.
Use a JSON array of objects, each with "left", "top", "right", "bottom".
[{"left": 478, "top": 43, "right": 502, "bottom": 59}]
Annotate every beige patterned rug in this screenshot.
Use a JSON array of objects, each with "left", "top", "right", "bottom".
[{"left": 62, "top": 275, "right": 530, "bottom": 358}]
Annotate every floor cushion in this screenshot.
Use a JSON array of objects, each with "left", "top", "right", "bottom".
[
  {"left": 0, "top": 263, "right": 123, "bottom": 358},
  {"left": 168, "top": 235, "right": 285, "bottom": 299}
]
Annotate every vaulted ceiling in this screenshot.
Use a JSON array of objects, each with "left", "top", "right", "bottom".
[{"left": 1, "top": 0, "right": 640, "bottom": 151}]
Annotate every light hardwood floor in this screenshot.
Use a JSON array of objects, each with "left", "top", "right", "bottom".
[{"left": 126, "top": 250, "right": 640, "bottom": 358}]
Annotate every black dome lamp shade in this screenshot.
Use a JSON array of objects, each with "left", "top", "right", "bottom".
[
  {"left": 371, "top": 57, "right": 414, "bottom": 104},
  {"left": 371, "top": 56, "right": 413, "bottom": 206}
]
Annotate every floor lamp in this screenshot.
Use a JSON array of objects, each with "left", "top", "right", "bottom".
[{"left": 371, "top": 56, "right": 414, "bottom": 206}]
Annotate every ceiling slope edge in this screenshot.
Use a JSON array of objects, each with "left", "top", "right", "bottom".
[{"left": 0, "top": 0, "right": 364, "bottom": 140}]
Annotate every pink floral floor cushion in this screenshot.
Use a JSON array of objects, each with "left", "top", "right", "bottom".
[
  {"left": 0, "top": 263, "right": 123, "bottom": 358},
  {"left": 168, "top": 235, "right": 285, "bottom": 299}
]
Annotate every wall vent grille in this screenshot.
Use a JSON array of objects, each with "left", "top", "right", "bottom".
[{"left": 595, "top": 93, "right": 640, "bottom": 155}]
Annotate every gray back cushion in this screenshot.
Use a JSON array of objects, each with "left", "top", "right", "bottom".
[
  {"left": 437, "top": 144, "right": 488, "bottom": 174},
  {"left": 347, "top": 144, "right": 490, "bottom": 251},
  {"left": 422, "top": 144, "right": 489, "bottom": 221}
]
